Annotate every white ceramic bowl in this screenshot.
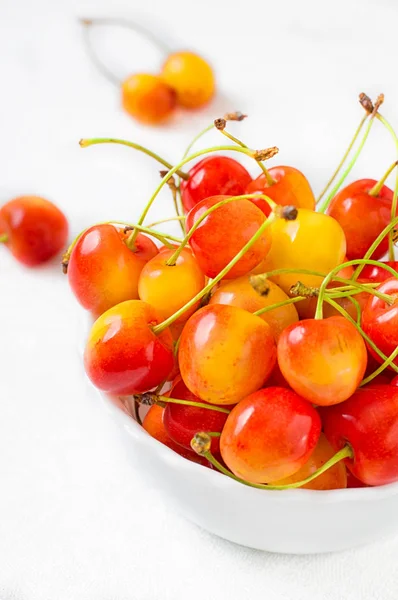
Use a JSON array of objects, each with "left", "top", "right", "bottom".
[{"left": 96, "top": 387, "right": 398, "bottom": 555}]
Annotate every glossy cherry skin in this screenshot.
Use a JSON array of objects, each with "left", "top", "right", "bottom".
[
  {"left": 327, "top": 179, "right": 393, "bottom": 260},
  {"left": 273, "top": 433, "right": 347, "bottom": 490},
  {"left": 186, "top": 195, "right": 271, "bottom": 279},
  {"left": 181, "top": 156, "right": 252, "bottom": 213},
  {"left": 143, "top": 405, "right": 208, "bottom": 465},
  {"left": 346, "top": 471, "right": 368, "bottom": 488},
  {"left": 179, "top": 304, "right": 276, "bottom": 405},
  {"left": 84, "top": 300, "right": 174, "bottom": 395},
  {"left": 392, "top": 376, "right": 398, "bottom": 387},
  {"left": 138, "top": 247, "right": 205, "bottom": 322},
  {"left": 322, "top": 385, "right": 398, "bottom": 486},
  {"left": 121, "top": 73, "right": 176, "bottom": 125},
  {"left": 278, "top": 316, "right": 367, "bottom": 406},
  {"left": 361, "top": 278, "right": 398, "bottom": 368},
  {"left": 260, "top": 209, "right": 346, "bottom": 295},
  {"left": 0, "top": 195, "right": 68, "bottom": 266},
  {"left": 161, "top": 51, "right": 215, "bottom": 109},
  {"left": 163, "top": 377, "right": 230, "bottom": 454},
  {"left": 246, "top": 166, "right": 315, "bottom": 216},
  {"left": 68, "top": 225, "right": 158, "bottom": 317},
  {"left": 209, "top": 276, "right": 298, "bottom": 340},
  {"left": 359, "top": 261, "right": 398, "bottom": 283},
  {"left": 220, "top": 387, "right": 321, "bottom": 484}
]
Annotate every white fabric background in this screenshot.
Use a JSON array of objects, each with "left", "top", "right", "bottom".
[{"left": 1, "top": 0, "right": 398, "bottom": 598}]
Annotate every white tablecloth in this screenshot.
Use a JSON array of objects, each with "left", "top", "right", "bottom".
[{"left": 1, "top": 0, "right": 398, "bottom": 597}]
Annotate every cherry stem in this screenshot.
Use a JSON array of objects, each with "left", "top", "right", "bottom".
[
  {"left": 315, "top": 258, "right": 398, "bottom": 320},
  {"left": 253, "top": 296, "right": 306, "bottom": 316},
  {"left": 147, "top": 215, "right": 186, "bottom": 228},
  {"left": 316, "top": 113, "right": 369, "bottom": 204},
  {"left": 361, "top": 345, "right": 398, "bottom": 386},
  {"left": 324, "top": 297, "right": 398, "bottom": 373},
  {"left": 207, "top": 432, "right": 221, "bottom": 438},
  {"left": 135, "top": 393, "right": 231, "bottom": 415},
  {"left": 376, "top": 114, "right": 398, "bottom": 260},
  {"left": 127, "top": 144, "right": 277, "bottom": 247},
  {"left": 317, "top": 108, "right": 380, "bottom": 213},
  {"left": 352, "top": 217, "right": 398, "bottom": 280},
  {"left": 153, "top": 206, "right": 298, "bottom": 335},
  {"left": 191, "top": 434, "right": 353, "bottom": 490},
  {"left": 0, "top": 234, "right": 8, "bottom": 243},
  {"left": 80, "top": 17, "right": 170, "bottom": 86},
  {"left": 79, "top": 137, "right": 189, "bottom": 180},
  {"left": 181, "top": 113, "right": 248, "bottom": 161},
  {"left": 368, "top": 160, "right": 398, "bottom": 197},
  {"left": 165, "top": 193, "right": 277, "bottom": 266}
]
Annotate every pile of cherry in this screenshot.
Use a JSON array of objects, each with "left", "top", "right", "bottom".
[{"left": 2, "top": 93, "right": 398, "bottom": 492}]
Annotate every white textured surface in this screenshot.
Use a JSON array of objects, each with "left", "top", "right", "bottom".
[{"left": 1, "top": 0, "right": 398, "bottom": 597}]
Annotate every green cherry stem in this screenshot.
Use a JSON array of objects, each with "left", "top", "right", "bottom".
[
  {"left": 135, "top": 393, "right": 231, "bottom": 415},
  {"left": 153, "top": 206, "right": 298, "bottom": 335},
  {"left": 352, "top": 217, "right": 398, "bottom": 280},
  {"left": 317, "top": 110, "right": 380, "bottom": 213},
  {"left": 127, "top": 144, "right": 277, "bottom": 248},
  {"left": 376, "top": 114, "right": 398, "bottom": 260},
  {"left": 165, "top": 193, "right": 277, "bottom": 266},
  {"left": 79, "top": 137, "right": 189, "bottom": 180},
  {"left": 361, "top": 345, "right": 398, "bottom": 386},
  {"left": 368, "top": 160, "right": 398, "bottom": 197},
  {"left": 182, "top": 124, "right": 214, "bottom": 160},
  {"left": 191, "top": 433, "right": 353, "bottom": 490},
  {"left": 0, "top": 234, "right": 8, "bottom": 243},
  {"left": 146, "top": 215, "right": 186, "bottom": 228},
  {"left": 324, "top": 297, "right": 398, "bottom": 374},
  {"left": 253, "top": 296, "right": 306, "bottom": 316},
  {"left": 316, "top": 113, "right": 369, "bottom": 204},
  {"left": 347, "top": 295, "right": 362, "bottom": 325}
]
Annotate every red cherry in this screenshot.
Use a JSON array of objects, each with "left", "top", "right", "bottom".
[
  {"left": 322, "top": 385, "right": 398, "bottom": 486},
  {"left": 180, "top": 156, "right": 252, "bottom": 213},
  {"left": 392, "top": 376, "right": 398, "bottom": 387},
  {"left": 246, "top": 166, "right": 315, "bottom": 216},
  {"left": 346, "top": 470, "right": 369, "bottom": 489},
  {"left": 0, "top": 195, "right": 68, "bottom": 267},
  {"left": 68, "top": 224, "right": 158, "bottom": 317},
  {"left": 84, "top": 300, "right": 174, "bottom": 395},
  {"left": 163, "top": 377, "right": 230, "bottom": 454},
  {"left": 357, "top": 261, "right": 398, "bottom": 283},
  {"left": 186, "top": 195, "right": 271, "bottom": 279},
  {"left": 327, "top": 179, "right": 393, "bottom": 260},
  {"left": 220, "top": 387, "right": 321, "bottom": 484},
  {"left": 361, "top": 278, "right": 398, "bottom": 368}
]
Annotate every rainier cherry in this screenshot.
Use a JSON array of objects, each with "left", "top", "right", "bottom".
[
  {"left": 161, "top": 51, "right": 215, "bottom": 109},
  {"left": 179, "top": 304, "right": 276, "bottom": 405},
  {"left": 84, "top": 300, "right": 174, "bottom": 395},
  {"left": 220, "top": 387, "right": 321, "bottom": 484},
  {"left": 209, "top": 276, "right": 298, "bottom": 340},
  {"left": 121, "top": 73, "right": 177, "bottom": 125},
  {"left": 186, "top": 195, "right": 271, "bottom": 279},
  {"left": 322, "top": 385, "right": 398, "bottom": 486},
  {"left": 180, "top": 156, "right": 252, "bottom": 213},
  {"left": 327, "top": 179, "right": 393, "bottom": 260},
  {"left": 67, "top": 224, "right": 158, "bottom": 317},
  {"left": 277, "top": 316, "right": 367, "bottom": 406},
  {"left": 0, "top": 196, "right": 68, "bottom": 267},
  {"left": 246, "top": 166, "right": 315, "bottom": 215},
  {"left": 138, "top": 247, "right": 205, "bottom": 322},
  {"left": 361, "top": 278, "right": 398, "bottom": 368}
]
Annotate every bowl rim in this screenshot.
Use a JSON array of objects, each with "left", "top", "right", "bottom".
[{"left": 102, "top": 389, "right": 398, "bottom": 504}]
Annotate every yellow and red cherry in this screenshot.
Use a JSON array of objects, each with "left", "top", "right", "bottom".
[
  {"left": 186, "top": 195, "right": 271, "bottom": 279},
  {"left": 246, "top": 166, "right": 315, "bottom": 215},
  {"left": 180, "top": 156, "right": 252, "bottom": 213},
  {"left": 0, "top": 195, "right": 68, "bottom": 267},
  {"left": 84, "top": 300, "right": 174, "bottom": 395},
  {"left": 277, "top": 316, "right": 367, "bottom": 406},
  {"left": 220, "top": 386, "right": 321, "bottom": 484},
  {"left": 327, "top": 179, "right": 393, "bottom": 260},
  {"left": 322, "top": 384, "right": 398, "bottom": 486},
  {"left": 68, "top": 224, "right": 158, "bottom": 317},
  {"left": 138, "top": 247, "right": 205, "bottom": 322},
  {"left": 209, "top": 275, "right": 298, "bottom": 341},
  {"left": 179, "top": 304, "right": 276, "bottom": 405},
  {"left": 273, "top": 433, "right": 347, "bottom": 490},
  {"left": 121, "top": 73, "right": 177, "bottom": 125},
  {"left": 161, "top": 51, "right": 215, "bottom": 109}
]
